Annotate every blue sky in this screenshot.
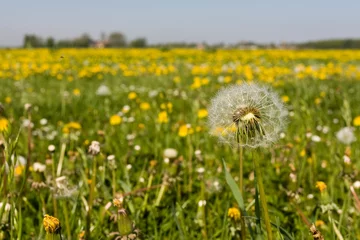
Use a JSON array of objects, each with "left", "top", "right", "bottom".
[{"left": 1, "top": 0, "right": 359, "bottom": 46}]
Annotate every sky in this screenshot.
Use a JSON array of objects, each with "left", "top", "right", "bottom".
[{"left": 1, "top": 0, "right": 360, "bottom": 46}]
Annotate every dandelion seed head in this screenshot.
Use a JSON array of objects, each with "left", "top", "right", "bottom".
[
  {"left": 208, "top": 83, "right": 287, "bottom": 148},
  {"left": 336, "top": 127, "right": 356, "bottom": 145}
]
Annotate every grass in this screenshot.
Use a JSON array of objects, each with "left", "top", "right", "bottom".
[{"left": 0, "top": 49, "right": 360, "bottom": 239}]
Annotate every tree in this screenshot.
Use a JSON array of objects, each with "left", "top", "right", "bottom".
[
  {"left": 73, "top": 34, "right": 92, "bottom": 48},
  {"left": 23, "top": 34, "right": 44, "bottom": 48},
  {"left": 107, "top": 32, "right": 126, "bottom": 47},
  {"left": 129, "top": 38, "right": 147, "bottom": 48},
  {"left": 46, "top": 37, "right": 55, "bottom": 48}
]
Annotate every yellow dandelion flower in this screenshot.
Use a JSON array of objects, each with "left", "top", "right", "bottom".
[
  {"left": 113, "top": 198, "right": 122, "bottom": 208},
  {"left": 314, "top": 98, "right": 321, "bottom": 105},
  {"left": 178, "top": 125, "right": 189, "bottom": 137},
  {"left": 43, "top": 214, "right": 61, "bottom": 234},
  {"left": 0, "top": 118, "right": 9, "bottom": 132},
  {"left": 173, "top": 76, "right": 181, "bottom": 83},
  {"left": 62, "top": 122, "right": 81, "bottom": 133},
  {"left": 228, "top": 207, "right": 241, "bottom": 221},
  {"left": 149, "top": 160, "right": 157, "bottom": 168},
  {"left": 138, "top": 123, "right": 145, "bottom": 129},
  {"left": 5, "top": 97, "right": 11, "bottom": 103},
  {"left": 128, "top": 92, "right": 137, "bottom": 100},
  {"left": 157, "top": 111, "right": 168, "bottom": 123},
  {"left": 197, "top": 109, "right": 208, "bottom": 119},
  {"left": 73, "top": 88, "right": 81, "bottom": 96},
  {"left": 316, "top": 181, "right": 327, "bottom": 192},
  {"left": 315, "top": 220, "right": 325, "bottom": 227},
  {"left": 14, "top": 165, "right": 25, "bottom": 176},
  {"left": 110, "top": 115, "right": 122, "bottom": 125},
  {"left": 140, "top": 102, "right": 150, "bottom": 111},
  {"left": 281, "top": 95, "right": 290, "bottom": 103},
  {"left": 300, "top": 149, "right": 306, "bottom": 157},
  {"left": 353, "top": 116, "right": 360, "bottom": 126}
]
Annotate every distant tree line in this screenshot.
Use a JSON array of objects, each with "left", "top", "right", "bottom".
[
  {"left": 23, "top": 32, "right": 147, "bottom": 48},
  {"left": 298, "top": 39, "right": 360, "bottom": 49},
  {"left": 22, "top": 33, "right": 360, "bottom": 49}
]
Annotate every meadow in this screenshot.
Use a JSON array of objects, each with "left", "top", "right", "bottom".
[{"left": 1, "top": 48, "right": 360, "bottom": 239}]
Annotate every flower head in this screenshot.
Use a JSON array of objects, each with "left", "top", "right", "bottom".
[
  {"left": 96, "top": 85, "right": 111, "bottom": 96},
  {"left": 0, "top": 118, "right": 9, "bottom": 132},
  {"left": 43, "top": 214, "right": 61, "bottom": 234},
  {"left": 208, "top": 83, "right": 287, "bottom": 148},
  {"left": 228, "top": 207, "right": 241, "bottom": 221},
  {"left": 336, "top": 127, "right": 356, "bottom": 145},
  {"left": 88, "top": 141, "right": 100, "bottom": 156},
  {"left": 316, "top": 181, "right": 327, "bottom": 192},
  {"left": 110, "top": 115, "right": 122, "bottom": 125}
]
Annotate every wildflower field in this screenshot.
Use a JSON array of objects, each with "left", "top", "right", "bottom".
[{"left": 1, "top": 48, "right": 360, "bottom": 239}]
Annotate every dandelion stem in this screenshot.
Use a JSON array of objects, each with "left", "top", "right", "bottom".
[
  {"left": 253, "top": 156, "right": 272, "bottom": 240},
  {"left": 86, "top": 155, "right": 97, "bottom": 238},
  {"left": 112, "top": 169, "right": 116, "bottom": 197},
  {"left": 238, "top": 144, "right": 246, "bottom": 240},
  {"left": 62, "top": 202, "right": 71, "bottom": 240},
  {"left": 51, "top": 153, "right": 58, "bottom": 216},
  {"left": 56, "top": 142, "right": 66, "bottom": 177}
]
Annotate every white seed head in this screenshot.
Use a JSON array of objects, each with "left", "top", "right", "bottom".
[
  {"left": 88, "top": 141, "right": 101, "bottom": 155},
  {"left": 208, "top": 83, "right": 287, "bottom": 148},
  {"left": 96, "top": 85, "right": 111, "bottom": 96},
  {"left": 163, "top": 148, "right": 178, "bottom": 159},
  {"left": 33, "top": 162, "right": 46, "bottom": 172},
  {"left": 48, "top": 145, "right": 56, "bottom": 152},
  {"left": 336, "top": 127, "right": 356, "bottom": 145}
]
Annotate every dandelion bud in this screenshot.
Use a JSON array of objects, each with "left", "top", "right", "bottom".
[
  {"left": 88, "top": 141, "right": 100, "bottom": 156},
  {"left": 117, "top": 209, "right": 133, "bottom": 236},
  {"left": 43, "top": 214, "right": 61, "bottom": 234}
]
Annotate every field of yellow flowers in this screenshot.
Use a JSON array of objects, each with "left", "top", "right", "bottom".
[{"left": 1, "top": 48, "right": 360, "bottom": 239}]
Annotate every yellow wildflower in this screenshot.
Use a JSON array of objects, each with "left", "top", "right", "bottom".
[
  {"left": 300, "top": 149, "right": 306, "bottom": 157},
  {"left": 197, "top": 109, "right": 208, "bottom": 119},
  {"left": 173, "top": 76, "right": 181, "bottom": 83},
  {"left": 314, "top": 98, "right": 321, "bottom": 105},
  {"left": 14, "top": 165, "right": 25, "bottom": 176},
  {"left": 178, "top": 125, "right": 189, "bottom": 137},
  {"left": 316, "top": 181, "right": 327, "bottom": 192},
  {"left": 353, "top": 116, "right": 360, "bottom": 126},
  {"left": 110, "top": 115, "right": 122, "bottom": 125},
  {"left": 73, "top": 88, "right": 81, "bottom": 96},
  {"left": 0, "top": 118, "right": 9, "bottom": 132},
  {"left": 43, "top": 214, "right": 61, "bottom": 234},
  {"left": 128, "top": 92, "right": 137, "bottom": 100},
  {"left": 281, "top": 95, "right": 290, "bottom": 103},
  {"left": 315, "top": 220, "right": 325, "bottom": 227},
  {"left": 140, "top": 102, "right": 150, "bottom": 111},
  {"left": 113, "top": 198, "right": 122, "bottom": 208},
  {"left": 157, "top": 111, "right": 168, "bottom": 123},
  {"left": 228, "top": 207, "right": 241, "bottom": 221},
  {"left": 62, "top": 122, "right": 81, "bottom": 133},
  {"left": 5, "top": 97, "right": 11, "bottom": 103}
]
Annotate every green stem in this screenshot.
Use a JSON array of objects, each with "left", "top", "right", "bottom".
[
  {"left": 112, "top": 169, "right": 116, "bottom": 197},
  {"left": 238, "top": 145, "right": 246, "bottom": 240},
  {"left": 63, "top": 202, "right": 71, "bottom": 240},
  {"left": 253, "top": 156, "right": 272, "bottom": 240},
  {"left": 86, "top": 156, "right": 97, "bottom": 238},
  {"left": 56, "top": 142, "right": 66, "bottom": 177},
  {"left": 51, "top": 154, "right": 58, "bottom": 216}
]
